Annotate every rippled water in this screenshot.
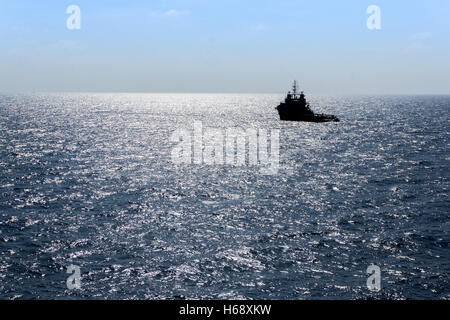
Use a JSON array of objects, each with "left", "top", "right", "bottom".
[{"left": 0, "top": 93, "right": 448, "bottom": 299}]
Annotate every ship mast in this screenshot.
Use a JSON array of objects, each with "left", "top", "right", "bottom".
[{"left": 293, "top": 80, "right": 297, "bottom": 95}]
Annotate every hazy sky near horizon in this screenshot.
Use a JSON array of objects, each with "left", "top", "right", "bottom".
[{"left": 1, "top": 0, "right": 449, "bottom": 94}]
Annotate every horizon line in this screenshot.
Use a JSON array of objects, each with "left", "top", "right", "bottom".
[{"left": 2, "top": 91, "right": 450, "bottom": 96}]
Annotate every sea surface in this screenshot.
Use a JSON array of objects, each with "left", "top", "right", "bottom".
[{"left": 0, "top": 93, "right": 448, "bottom": 299}]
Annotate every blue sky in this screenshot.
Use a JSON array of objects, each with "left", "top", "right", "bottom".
[{"left": 0, "top": 0, "right": 449, "bottom": 93}]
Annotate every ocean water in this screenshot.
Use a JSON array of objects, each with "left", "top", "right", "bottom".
[{"left": 0, "top": 93, "right": 448, "bottom": 300}]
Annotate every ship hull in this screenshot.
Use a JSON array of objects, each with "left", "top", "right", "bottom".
[{"left": 276, "top": 105, "right": 339, "bottom": 123}]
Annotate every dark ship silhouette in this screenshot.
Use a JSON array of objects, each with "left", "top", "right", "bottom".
[{"left": 276, "top": 81, "right": 339, "bottom": 122}]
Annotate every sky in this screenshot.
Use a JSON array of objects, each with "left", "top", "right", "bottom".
[{"left": 0, "top": 0, "right": 449, "bottom": 94}]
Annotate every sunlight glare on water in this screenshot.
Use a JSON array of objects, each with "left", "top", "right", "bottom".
[{"left": 0, "top": 93, "right": 448, "bottom": 299}]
